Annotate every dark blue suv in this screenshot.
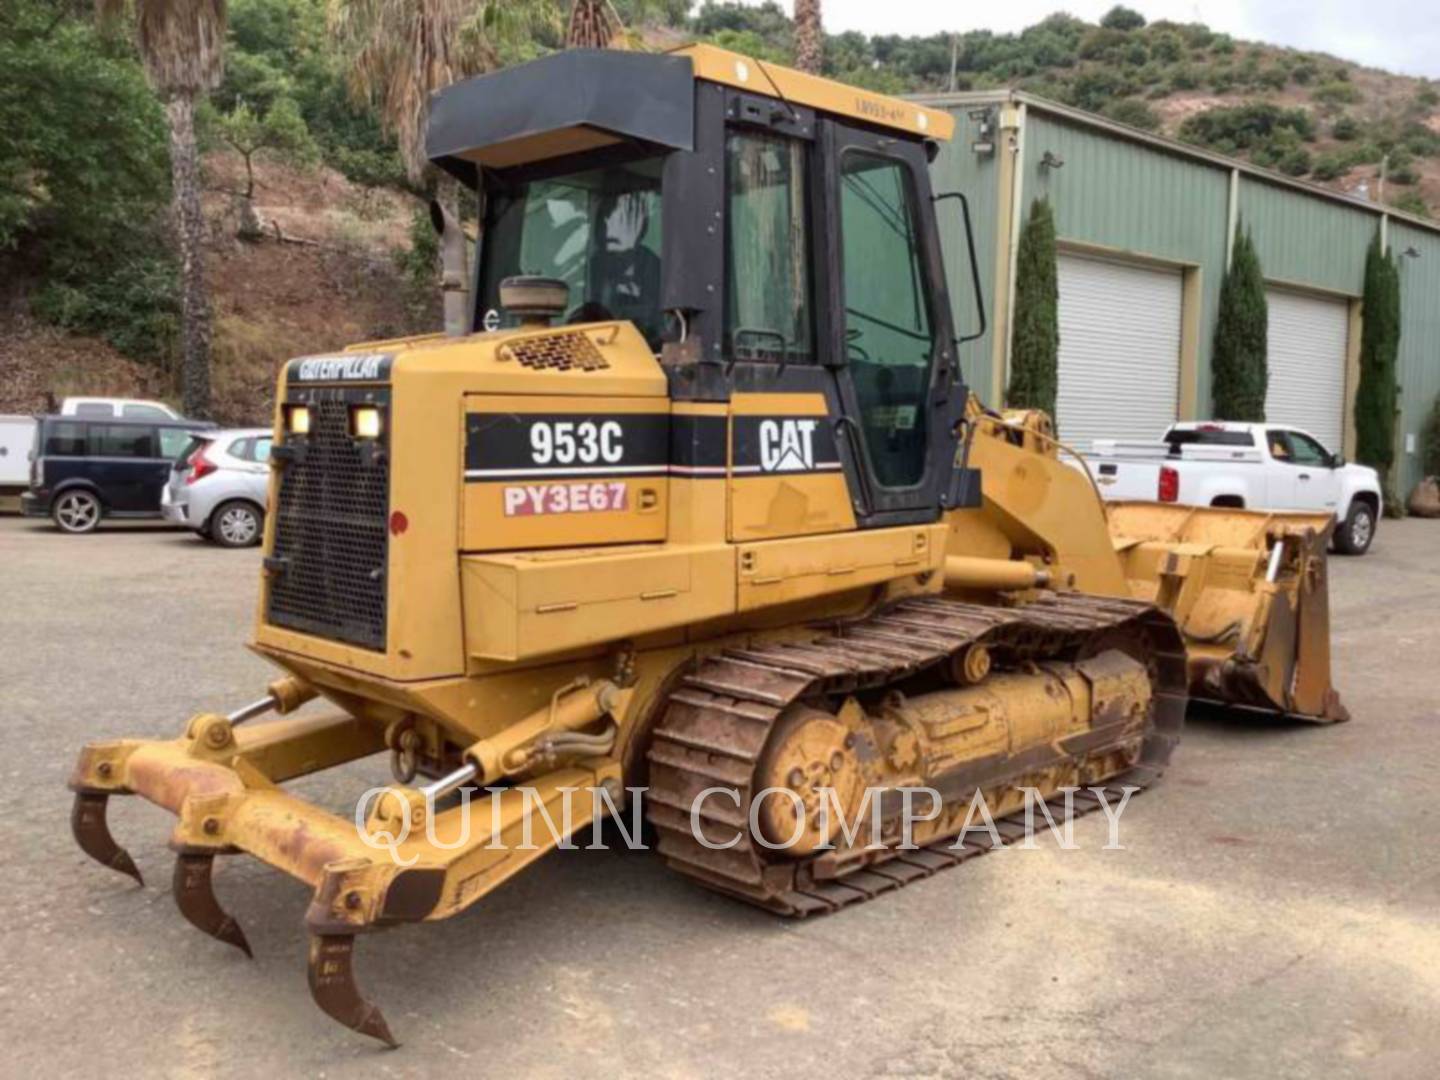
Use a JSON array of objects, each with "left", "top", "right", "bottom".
[{"left": 22, "top": 415, "right": 214, "bottom": 534}]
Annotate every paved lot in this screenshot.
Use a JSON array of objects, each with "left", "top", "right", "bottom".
[{"left": 2, "top": 513, "right": 1437, "bottom": 1078}]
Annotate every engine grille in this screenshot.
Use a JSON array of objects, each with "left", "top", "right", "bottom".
[
  {"left": 499, "top": 330, "right": 610, "bottom": 372},
  {"left": 266, "top": 390, "right": 390, "bottom": 650}
]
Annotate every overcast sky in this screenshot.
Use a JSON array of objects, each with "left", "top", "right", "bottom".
[{"left": 752, "top": 0, "right": 1439, "bottom": 79}]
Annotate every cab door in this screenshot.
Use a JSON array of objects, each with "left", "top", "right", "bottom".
[
  {"left": 819, "top": 121, "right": 961, "bottom": 524},
  {"left": 1267, "top": 428, "right": 1340, "bottom": 513}
]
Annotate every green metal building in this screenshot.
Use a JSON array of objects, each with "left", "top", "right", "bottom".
[{"left": 918, "top": 90, "right": 1440, "bottom": 497}]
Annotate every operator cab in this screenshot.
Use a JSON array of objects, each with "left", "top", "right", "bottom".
[{"left": 429, "top": 45, "right": 983, "bottom": 529}]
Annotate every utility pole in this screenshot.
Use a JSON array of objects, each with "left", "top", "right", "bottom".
[{"left": 949, "top": 33, "right": 959, "bottom": 93}]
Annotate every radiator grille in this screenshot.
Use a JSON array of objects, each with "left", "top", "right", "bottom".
[{"left": 266, "top": 392, "right": 389, "bottom": 650}]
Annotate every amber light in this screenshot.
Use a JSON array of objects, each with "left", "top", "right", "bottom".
[{"left": 286, "top": 405, "right": 312, "bottom": 435}]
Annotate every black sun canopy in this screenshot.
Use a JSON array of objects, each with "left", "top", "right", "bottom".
[{"left": 427, "top": 50, "right": 696, "bottom": 185}]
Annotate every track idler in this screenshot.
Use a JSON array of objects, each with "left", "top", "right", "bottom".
[{"left": 71, "top": 791, "right": 144, "bottom": 886}]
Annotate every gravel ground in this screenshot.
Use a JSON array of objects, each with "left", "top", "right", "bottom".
[{"left": 1, "top": 513, "right": 1437, "bottom": 1079}]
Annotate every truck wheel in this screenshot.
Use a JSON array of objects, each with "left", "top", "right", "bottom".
[
  {"left": 52, "top": 490, "right": 101, "bottom": 534},
  {"left": 1334, "top": 501, "right": 1376, "bottom": 555},
  {"left": 210, "top": 501, "right": 263, "bottom": 548}
]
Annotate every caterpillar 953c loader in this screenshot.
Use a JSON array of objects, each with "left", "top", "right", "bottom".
[{"left": 69, "top": 46, "right": 1347, "bottom": 1046}]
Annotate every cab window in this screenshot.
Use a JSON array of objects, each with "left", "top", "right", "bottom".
[
  {"left": 725, "top": 130, "right": 812, "bottom": 362},
  {"left": 158, "top": 428, "right": 192, "bottom": 459},
  {"left": 92, "top": 425, "right": 157, "bottom": 458},
  {"left": 123, "top": 404, "right": 170, "bottom": 419},
  {"left": 479, "top": 156, "right": 663, "bottom": 348},
  {"left": 1287, "top": 432, "right": 1332, "bottom": 467},
  {"left": 839, "top": 151, "right": 935, "bottom": 488},
  {"left": 44, "top": 421, "right": 87, "bottom": 456}
]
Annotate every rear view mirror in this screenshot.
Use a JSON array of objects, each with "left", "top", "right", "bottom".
[{"left": 933, "top": 191, "right": 987, "bottom": 345}]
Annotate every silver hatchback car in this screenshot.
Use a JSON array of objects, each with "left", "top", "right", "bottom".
[{"left": 162, "top": 427, "right": 272, "bottom": 547}]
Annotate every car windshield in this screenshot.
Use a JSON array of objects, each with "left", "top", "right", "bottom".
[{"left": 478, "top": 156, "right": 664, "bottom": 349}]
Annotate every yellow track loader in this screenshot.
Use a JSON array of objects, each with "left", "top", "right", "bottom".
[{"left": 69, "top": 45, "right": 1346, "bottom": 1046}]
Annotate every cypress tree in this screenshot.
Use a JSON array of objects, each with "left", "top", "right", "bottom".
[
  {"left": 1355, "top": 232, "right": 1401, "bottom": 489},
  {"left": 1007, "top": 197, "right": 1060, "bottom": 419},
  {"left": 1212, "top": 224, "right": 1269, "bottom": 420}
]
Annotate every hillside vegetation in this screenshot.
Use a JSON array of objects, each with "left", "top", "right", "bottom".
[{"left": 3, "top": 0, "right": 1436, "bottom": 421}]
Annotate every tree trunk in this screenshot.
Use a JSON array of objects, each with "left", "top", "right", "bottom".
[
  {"left": 793, "top": 0, "right": 823, "bottom": 74},
  {"left": 166, "top": 91, "right": 212, "bottom": 418}
]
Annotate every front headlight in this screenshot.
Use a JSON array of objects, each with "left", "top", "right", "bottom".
[
  {"left": 286, "top": 404, "right": 312, "bottom": 435},
  {"left": 350, "top": 405, "right": 383, "bottom": 440}
]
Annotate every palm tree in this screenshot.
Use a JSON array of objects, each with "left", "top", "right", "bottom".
[
  {"left": 98, "top": 0, "right": 226, "bottom": 418},
  {"left": 566, "top": 0, "right": 622, "bottom": 47},
  {"left": 793, "top": 0, "right": 822, "bottom": 74},
  {"left": 328, "top": 0, "right": 557, "bottom": 304}
]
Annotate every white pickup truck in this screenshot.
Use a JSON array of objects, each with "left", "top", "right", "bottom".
[{"left": 1079, "top": 421, "right": 1383, "bottom": 555}]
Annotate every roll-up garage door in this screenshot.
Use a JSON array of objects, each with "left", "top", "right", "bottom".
[
  {"left": 1265, "top": 288, "right": 1348, "bottom": 453},
  {"left": 1055, "top": 253, "right": 1182, "bottom": 450}
]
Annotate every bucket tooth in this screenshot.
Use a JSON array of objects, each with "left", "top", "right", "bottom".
[
  {"left": 307, "top": 935, "right": 399, "bottom": 1048},
  {"left": 173, "top": 853, "right": 253, "bottom": 958},
  {"left": 71, "top": 792, "right": 143, "bottom": 886}
]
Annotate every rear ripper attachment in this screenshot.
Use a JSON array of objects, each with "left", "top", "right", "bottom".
[{"left": 67, "top": 674, "right": 629, "bottom": 1048}]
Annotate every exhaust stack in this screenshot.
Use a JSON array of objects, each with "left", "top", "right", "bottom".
[{"left": 429, "top": 199, "right": 470, "bottom": 338}]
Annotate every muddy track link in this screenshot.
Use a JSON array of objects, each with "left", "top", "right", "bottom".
[{"left": 645, "top": 592, "right": 1187, "bottom": 916}]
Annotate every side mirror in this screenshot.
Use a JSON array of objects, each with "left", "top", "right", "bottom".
[
  {"left": 932, "top": 191, "right": 987, "bottom": 345},
  {"left": 1330, "top": 453, "right": 1346, "bottom": 469}
]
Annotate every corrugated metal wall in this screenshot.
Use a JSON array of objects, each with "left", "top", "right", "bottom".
[
  {"left": 1237, "top": 179, "right": 1374, "bottom": 296},
  {"left": 1018, "top": 112, "right": 1230, "bottom": 414},
  {"left": 928, "top": 94, "right": 1440, "bottom": 501},
  {"left": 1391, "top": 221, "right": 1440, "bottom": 494},
  {"left": 928, "top": 111, "right": 1002, "bottom": 403}
]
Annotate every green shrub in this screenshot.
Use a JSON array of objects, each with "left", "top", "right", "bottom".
[
  {"left": 1258, "top": 65, "right": 1289, "bottom": 91},
  {"left": 1166, "top": 65, "right": 1200, "bottom": 91},
  {"left": 1067, "top": 69, "right": 1137, "bottom": 111},
  {"left": 1150, "top": 31, "right": 1183, "bottom": 63},
  {"left": 1278, "top": 146, "right": 1313, "bottom": 176},
  {"left": 1212, "top": 225, "right": 1268, "bottom": 421},
  {"left": 1179, "top": 103, "right": 1317, "bottom": 150},
  {"left": 1291, "top": 60, "right": 1318, "bottom": 85},
  {"left": 1421, "top": 395, "right": 1440, "bottom": 476},
  {"left": 1311, "top": 153, "right": 1353, "bottom": 181},
  {"left": 1332, "top": 114, "right": 1360, "bottom": 140},
  {"left": 1104, "top": 98, "right": 1161, "bottom": 130},
  {"left": 1100, "top": 5, "right": 1146, "bottom": 31},
  {"left": 1078, "top": 27, "right": 1127, "bottom": 62},
  {"left": 1211, "top": 33, "right": 1235, "bottom": 55},
  {"left": 32, "top": 226, "right": 180, "bottom": 363},
  {"left": 1389, "top": 165, "right": 1420, "bottom": 185},
  {"left": 1314, "top": 80, "right": 1362, "bottom": 107},
  {"left": 1417, "top": 84, "right": 1440, "bottom": 109},
  {"left": 1180, "top": 23, "right": 1213, "bottom": 49},
  {"left": 1209, "top": 67, "right": 1237, "bottom": 93},
  {"left": 1389, "top": 191, "right": 1430, "bottom": 218},
  {"left": 1123, "top": 40, "right": 1149, "bottom": 66}
]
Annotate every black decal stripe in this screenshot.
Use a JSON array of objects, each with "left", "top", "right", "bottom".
[
  {"left": 466, "top": 413, "right": 669, "bottom": 476},
  {"left": 669, "top": 414, "right": 728, "bottom": 471}
]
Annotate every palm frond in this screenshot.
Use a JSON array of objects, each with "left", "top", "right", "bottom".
[
  {"left": 330, "top": 0, "right": 523, "bottom": 182},
  {"left": 97, "top": 0, "right": 228, "bottom": 95}
]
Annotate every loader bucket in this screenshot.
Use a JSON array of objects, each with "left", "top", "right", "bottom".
[{"left": 1105, "top": 502, "right": 1349, "bottom": 723}]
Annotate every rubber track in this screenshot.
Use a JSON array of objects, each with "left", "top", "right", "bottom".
[{"left": 644, "top": 592, "right": 1187, "bottom": 916}]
